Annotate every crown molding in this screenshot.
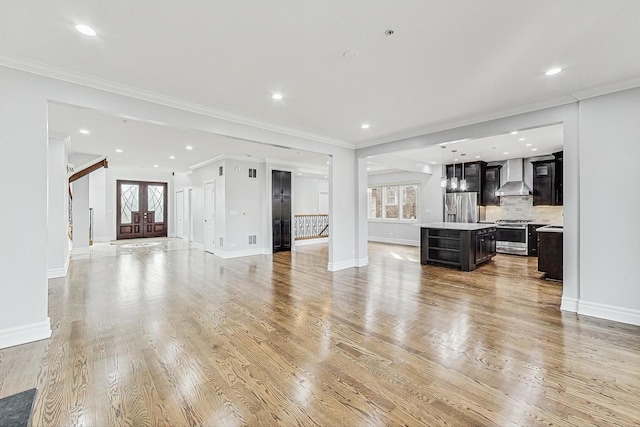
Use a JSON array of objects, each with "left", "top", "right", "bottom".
[
  {"left": 0, "top": 55, "right": 354, "bottom": 150},
  {"left": 190, "top": 154, "right": 266, "bottom": 170},
  {"left": 569, "top": 76, "right": 640, "bottom": 101}
]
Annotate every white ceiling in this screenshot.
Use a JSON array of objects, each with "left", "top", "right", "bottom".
[
  {"left": 49, "top": 103, "right": 330, "bottom": 174},
  {"left": 3, "top": 2, "right": 640, "bottom": 152}
]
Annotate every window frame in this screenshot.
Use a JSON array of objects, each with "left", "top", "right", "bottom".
[{"left": 368, "top": 182, "right": 419, "bottom": 223}]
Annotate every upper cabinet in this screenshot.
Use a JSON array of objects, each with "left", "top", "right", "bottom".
[
  {"left": 532, "top": 151, "right": 563, "bottom": 206},
  {"left": 482, "top": 165, "right": 501, "bottom": 206},
  {"left": 445, "top": 161, "right": 486, "bottom": 194}
]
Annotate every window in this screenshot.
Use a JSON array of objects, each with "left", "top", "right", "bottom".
[{"left": 368, "top": 184, "right": 418, "bottom": 222}]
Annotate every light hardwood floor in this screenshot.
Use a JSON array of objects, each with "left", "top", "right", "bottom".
[{"left": 1, "top": 240, "right": 640, "bottom": 426}]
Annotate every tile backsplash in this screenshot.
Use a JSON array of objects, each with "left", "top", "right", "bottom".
[{"left": 485, "top": 196, "right": 563, "bottom": 224}]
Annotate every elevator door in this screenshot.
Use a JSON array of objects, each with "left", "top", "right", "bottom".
[{"left": 272, "top": 170, "right": 291, "bottom": 252}]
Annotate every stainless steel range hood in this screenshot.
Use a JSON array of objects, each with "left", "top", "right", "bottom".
[{"left": 495, "top": 158, "right": 532, "bottom": 197}]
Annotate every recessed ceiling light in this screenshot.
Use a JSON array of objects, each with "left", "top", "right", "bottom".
[
  {"left": 361, "top": 123, "right": 370, "bottom": 129},
  {"left": 531, "top": 148, "right": 538, "bottom": 151},
  {"left": 510, "top": 131, "right": 518, "bottom": 135},
  {"left": 78, "top": 129, "right": 90, "bottom": 135},
  {"left": 367, "top": 167, "right": 371, "bottom": 170},
  {"left": 545, "top": 68, "right": 562, "bottom": 76},
  {"left": 526, "top": 143, "right": 532, "bottom": 147},
  {"left": 169, "top": 155, "right": 175, "bottom": 159},
  {"left": 115, "top": 149, "right": 123, "bottom": 153},
  {"left": 75, "top": 24, "right": 96, "bottom": 37},
  {"left": 431, "top": 161, "right": 436, "bottom": 164},
  {"left": 519, "top": 138, "right": 525, "bottom": 141},
  {"left": 297, "top": 173, "right": 302, "bottom": 176},
  {"left": 454, "top": 158, "right": 459, "bottom": 161},
  {"left": 272, "top": 93, "right": 283, "bottom": 100},
  {"left": 326, "top": 161, "right": 330, "bottom": 164},
  {"left": 475, "top": 156, "right": 480, "bottom": 159},
  {"left": 154, "top": 165, "right": 159, "bottom": 168},
  {"left": 185, "top": 145, "right": 193, "bottom": 150},
  {"left": 324, "top": 175, "right": 328, "bottom": 179},
  {"left": 503, "top": 152, "right": 509, "bottom": 155}
]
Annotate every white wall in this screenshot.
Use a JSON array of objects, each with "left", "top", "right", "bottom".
[
  {"left": 47, "top": 137, "right": 70, "bottom": 278},
  {"left": 367, "top": 171, "right": 442, "bottom": 246},
  {"left": 294, "top": 176, "right": 329, "bottom": 214},
  {"left": 71, "top": 176, "right": 90, "bottom": 254},
  {"left": 88, "top": 168, "right": 108, "bottom": 242},
  {"left": 0, "top": 65, "right": 359, "bottom": 349},
  {"left": 578, "top": 87, "right": 640, "bottom": 325}
]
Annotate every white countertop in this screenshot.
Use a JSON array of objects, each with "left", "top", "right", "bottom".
[
  {"left": 537, "top": 224, "right": 563, "bottom": 233},
  {"left": 420, "top": 222, "right": 497, "bottom": 231}
]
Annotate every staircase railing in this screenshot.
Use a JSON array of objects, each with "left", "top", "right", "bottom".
[{"left": 294, "top": 214, "right": 329, "bottom": 240}]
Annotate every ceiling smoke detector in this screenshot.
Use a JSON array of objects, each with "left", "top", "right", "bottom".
[{"left": 385, "top": 29, "right": 395, "bottom": 37}]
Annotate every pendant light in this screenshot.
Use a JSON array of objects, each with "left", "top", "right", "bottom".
[
  {"left": 440, "top": 146, "right": 447, "bottom": 188},
  {"left": 460, "top": 161, "right": 467, "bottom": 191}
]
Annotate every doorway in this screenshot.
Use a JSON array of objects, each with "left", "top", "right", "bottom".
[
  {"left": 272, "top": 170, "right": 291, "bottom": 252},
  {"left": 116, "top": 180, "right": 168, "bottom": 239}
]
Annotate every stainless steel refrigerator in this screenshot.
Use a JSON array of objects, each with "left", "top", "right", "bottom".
[{"left": 444, "top": 192, "right": 479, "bottom": 223}]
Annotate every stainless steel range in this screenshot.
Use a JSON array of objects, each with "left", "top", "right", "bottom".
[{"left": 495, "top": 219, "right": 530, "bottom": 255}]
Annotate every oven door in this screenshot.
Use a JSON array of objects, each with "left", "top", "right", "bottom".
[{"left": 496, "top": 226, "right": 528, "bottom": 255}]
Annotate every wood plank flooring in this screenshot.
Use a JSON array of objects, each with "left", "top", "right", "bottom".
[{"left": 2, "top": 240, "right": 640, "bottom": 426}]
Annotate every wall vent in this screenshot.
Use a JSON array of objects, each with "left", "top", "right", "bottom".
[
  {"left": 219, "top": 237, "right": 223, "bottom": 247},
  {"left": 248, "top": 235, "right": 257, "bottom": 245},
  {"left": 219, "top": 166, "right": 224, "bottom": 176},
  {"left": 248, "top": 168, "right": 257, "bottom": 178}
]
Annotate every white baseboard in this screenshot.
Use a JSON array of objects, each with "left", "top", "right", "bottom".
[
  {"left": 356, "top": 257, "right": 369, "bottom": 267},
  {"left": 213, "top": 247, "right": 268, "bottom": 259},
  {"left": 48, "top": 252, "right": 70, "bottom": 279},
  {"left": 328, "top": 259, "right": 357, "bottom": 271},
  {"left": 294, "top": 237, "right": 329, "bottom": 247},
  {"left": 560, "top": 296, "right": 579, "bottom": 312},
  {"left": 71, "top": 247, "right": 90, "bottom": 255},
  {"left": 92, "top": 236, "right": 112, "bottom": 243},
  {"left": 578, "top": 300, "right": 640, "bottom": 327},
  {"left": 191, "top": 242, "right": 205, "bottom": 250},
  {"left": 0, "top": 318, "right": 52, "bottom": 350},
  {"left": 368, "top": 237, "right": 420, "bottom": 247}
]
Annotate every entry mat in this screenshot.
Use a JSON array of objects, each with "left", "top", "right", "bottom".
[{"left": 0, "top": 388, "right": 36, "bottom": 427}]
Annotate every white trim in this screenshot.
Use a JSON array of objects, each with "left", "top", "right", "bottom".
[
  {"left": 212, "top": 248, "right": 268, "bottom": 259},
  {"left": 0, "top": 55, "right": 352, "bottom": 149},
  {"left": 48, "top": 251, "right": 71, "bottom": 279},
  {"left": 294, "top": 237, "right": 328, "bottom": 246},
  {"left": 190, "top": 154, "right": 267, "bottom": 170},
  {"left": 0, "top": 318, "right": 52, "bottom": 350},
  {"left": 368, "top": 237, "right": 420, "bottom": 247},
  {"left": 356, "top": 257, "right": 369, "bottom": 267},
  {"left": 578, "top": 300, "right": 640, "bottom": 327},
  {"left": 92, "top": 236, "right": 112, "bottom": 243},
  {"left": 191, "top": 242, "right": 205, "bottom": 251},
  {"left": 71, "top": 247, "right": 90, "bottom": 255},
  {"left": 560, "top": 296, "right": 579, "bottom": 313},
  {"left": 327, "top": 259, "right": 357, "bottom": 271}
]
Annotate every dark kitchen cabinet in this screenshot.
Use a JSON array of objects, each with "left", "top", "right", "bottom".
[
  {"left": 532, "top": 152, "right": 563, "bottom": 206},
  {"left": 527, "top": 223, "right": 547, "bottom": 256},
  {"left": 445, "top": 161, "right": 486, "bottom": 193},
  {"left": 475, "top": 227, "right": 497, "bottom": 264},
  {"left": 538, "top": 230, "right": 563, "bottom": 280},
  {"left": 482, "top": 165, "right": 501, "bottom": 206}
]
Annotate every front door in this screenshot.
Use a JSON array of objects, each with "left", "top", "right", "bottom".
[{"left": 116, "top": 180, "right": 168, "bottom": 239}]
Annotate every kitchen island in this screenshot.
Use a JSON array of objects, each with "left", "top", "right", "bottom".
[
  {"left": 421, "top": 222, "right": 497, "bottom": 271},
  {"left": 537, "top": 224, "right": 563, "bottom": 281}
]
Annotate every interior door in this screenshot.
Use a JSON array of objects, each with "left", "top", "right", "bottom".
[
  {"left": 176, "top": 190, "right": 184, "bottom": 239},
  {"left": 116, "top": 180, "right": 168, "bottom": 239},
  {"left": 204, "top": 181, "right": 215, "bottom": 253},
  {"left": 272, "top": 170, "right": 291, "bottom": 252}
]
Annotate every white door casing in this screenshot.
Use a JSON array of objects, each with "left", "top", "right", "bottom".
[{"left": 204, "top": 181, "right": 215, "bottom": 253}]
